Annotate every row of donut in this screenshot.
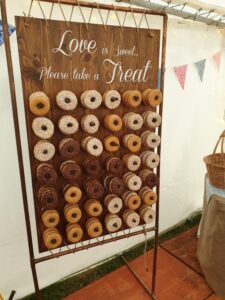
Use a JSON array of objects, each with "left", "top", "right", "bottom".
[
  {"left": 29, "top": 89, "right": 162, "bottom": 116},
  {"left": 44, "top": 204, "right": 156, "bottom": 250},
  {"left": 32, "top": 111, "right": 161, "bottom": 139}
]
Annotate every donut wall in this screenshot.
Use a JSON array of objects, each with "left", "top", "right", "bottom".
[{"left": 15, "top": 16, "right": 162, "bottom": 252}]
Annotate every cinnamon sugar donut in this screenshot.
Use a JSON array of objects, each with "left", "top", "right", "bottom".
[
  {"left": 104, "top": 194, "right": 123, "bottom": 214},
  {"left": 123, "top": 113, "right": 143, "bottom": 131},
  {"left": 81, "top": 90, "right": 102, "bottom": 109},
  {"left": 105, "top": 213, "right": 122, "bottom": 233},
  {"left": 82, "top": 137, "right": 103, "bottom": 157},
  {"left": 139, "top": 205, "right": 155, "bottom": 224},
  {"left": 32, "top": 117, "right": 54, "bottom": 139},
  {"left": 141, "top": 131, "right": 161, "bottom": 148},
  {"left": 142, "top": 111, "right": 161, "bottom": 129},
  {"left": 140, "top": 151, "right": 160, "bottom": 169},
  {"left": 103, "top": 90, "right": 121, "bottom": 109},
  {"left": 81, "top": 114, "right": 99, "bottom": 134},
  {"left": 34, "top": 140, "right": 55, "bottom": 162},
  {"left": 56, "top": 90, "right": 77, "bottom": 111},
  {"left": 58, "top": 115, "right": 79, "bottom": 135},
  {"left": 123, "top": 154, "right": 141, "bottom": 171},
  {"left": 123, "top": 209, "right": 140, "bottom": 228},
  {"left": 123, "top": 172, "right": 142, "bottom": 191}
]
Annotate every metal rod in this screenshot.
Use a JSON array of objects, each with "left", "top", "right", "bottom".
[
  {"left": 0, "top": 1, "right": 42, "bottom": 299},
  {"left": 121, "top": 255, "right": 157, "bottom": 300}
]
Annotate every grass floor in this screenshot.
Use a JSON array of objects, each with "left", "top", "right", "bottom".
[{"left": 21, "top": 214, "right": 201, "bottom": 300}]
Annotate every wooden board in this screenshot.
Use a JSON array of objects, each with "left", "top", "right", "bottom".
[{"left": 15, "top": 16, "right": 161, "bottom": 253}]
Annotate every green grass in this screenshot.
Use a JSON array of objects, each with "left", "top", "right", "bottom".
[{"left": 21, "top": 213, "right": 201, "bottom": 300}]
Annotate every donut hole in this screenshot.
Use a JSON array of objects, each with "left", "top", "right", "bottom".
[
  {"left": 113, "top": 120, "right": 119, "bottom": 126},
  {"left": 90, "top": 97, "right": 96, "bottom": 103},
  {"left": 73, "top": 232, "right": 78, "bottom": 238},
  {"left": 67, "top": 122, "right": 73, "bottom": 128},
  {"left": 111, "top": 97, "right": 118, "bottom": 102},
  {"left": 90, "top": 121, "right": 96, "bottom": 127},
  {"left": 51, "top": 239, "right": 57, "bottom": 245},
  {"left": 93, "top": 145, "right": 98, "bottom": 150},
  {"left": 67, "top": 146, "right": 74, "bottom": 153},
  {"left": 133, "top": 96, "right": 139, "bottom": 101},
  {"left": 65, "top": 97, "right": 71, "bottom": 104},
  {"left": 72, "top": 213, "right": 77, "bottom": 218},
  {"left": 37, "top": 102, "right": 44, "bottom": 109},
  {"left": 49, "top": 218, "right": 55, "bottom": 223},
  {"left": 43, "top": 150, "right": 48, "bottom": 155},
  {"left": 71, "top": 192, "right": 76, "bottom": 197},
  {"left": 41, "top": 125, "right": 48, "bottom": 131}
]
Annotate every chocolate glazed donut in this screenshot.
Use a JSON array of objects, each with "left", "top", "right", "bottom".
[
  {"left": 85, "top": 179, "right": 105, "bottom": 199},
  {"left": 103, "top": 155, "right": 123, "bottom": 175},
  {"left": 37, "top": 163, "right": 57, "bottom": 185},
  {"left": 60, "top": 161, "right": 81, "bottom": 181},
  {"left": 59, "top": 138, "right": 80, "bottom": 158},
  {"left": 38, "top": 186, "right": 58, "bottom": 210},
  {"left": 83, "top": 158, "right": 101, "bottom": 176},
  {"left": 109, "top": 177, "right": 125, "bottom": 195},
  {"left": 145, "top": 173, "right": 159, "bottom": 188}
]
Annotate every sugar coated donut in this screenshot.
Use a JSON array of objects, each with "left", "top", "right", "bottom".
[
  {"left": 66, "top": 223, "right": 83, "bottom": 243},
  {"left": 59, "top": 138, "right": 80, "bottom": 158},
  {"left": 123, "top": 172, "right": 142, "bottom": 191},
  {"left": 103, "top": 90, "right": 121, "bottom": 109},
  {"left": 139, "top": 186, "right": 157, "bottom": 205},
  {"left": 104, "top": 114, "right": 123, "bottom": 132},
  {"left": 142, "top": 111, "right": 161, "bottom": 128},
  {"left": 123, "top": 191, "right": 141, "bottom": 210},
  {"left": 141, "top": 131, "right": 161, "bottom": 148},
  {"left": 122, "top": 90, "right": 142, "bottom": 108},
  {"left": 56, "top": 90, "right": 77, "bottom": 111},
  {"left": 83, "top": 158, "right": 101, "bottom": 176},
  {"left": 103, "top": 155, "right": 123, "bottom": 175},
  {"left": 123, "top": 154, "right": 141, "bottom": 171},
  {"left": 104, "top": 135, "right": 120, "bottom": 153},
  {"left": 60, "top": 160, "right": 81, "bottom": 181},
  {"left": 104, "top": 194, "right": 123, "bottom": 214},
  {"left": 36, "top": 163, "right": 57, "bottom": 185},
  {"left": 84, "top": 199, "right": 103, "bottom": 217},
  {"left": 81, "top": 114, "right": 99, "bottom": 134},
  {"left": 142, "top": 89, "right": 162, "bottom": 107},
  {"left": 58, "top": 115, "right": 79, "bottom": 135},
  {"left": 105, "top": 213, "right": 122, "bottom": 233},
  {"left": 32, "top": 117, "right": 54, "bottom": 139},
  {"left": 123, "top": 209, "right": 140, "bottom": 228},
  {"left": 42, "top": 209, "right": 59, "bottom": 228},
  {"left": 86, "top": 217, "right": 103, "bottom": 238},
  {"left": 85, "top": 179, "right": 105, "bottom": 199},
  {"left": 64, "top": 203, "right": 82, "bottom": 223},
  {"left": 38, "top": 186, "right": 58, "bottom": 209},
  {"left": 29, "top": 91, "right": 50, "bottom": 116},
  {"left": 141, "top": 151, "right": 160, "bottom": 169},
  {"left": 123, "top": 113, "right": 143, "bottom": 131},
  {"left": 34, "top": 140, "right": 55, "bottom": 162},
  {"left": 43, "top": 228, "right": 62, "bottom": 250},
  {"left": 64, "top": 184, "right": 82, "bottom": 204},
  {"left": 139, "top": 205, "right": 155, "bottom": 224},
  {"left": 139, "top": 169, "right": 159, "bottom": 188},
  {"left": 122, "top": 134, "right": 142, "bottom": 153},
  {"left": 81, "top": 90, "right": 102, "bottom": 109},
  {"left": 82, "top": 137, "right": 103, "bottom": 157}
]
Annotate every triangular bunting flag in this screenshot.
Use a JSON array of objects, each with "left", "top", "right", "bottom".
[
  {"left": 174, "top": 65, "right": 188, "bottom": 89},
  {"left": 194, "top": 59, "right": 206, "bottom": 82},
  {"left": 0, "top": 21, "right": 15, "bottom": 46},
  {"left": 213, "top": 51, "right": 222, "bottom": 70}
]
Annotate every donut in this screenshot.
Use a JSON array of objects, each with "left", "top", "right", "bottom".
[
  {"left": 142, "top": 111, "right": 161, "bottom": 128},
  {"left": 56, "top": 90, "right": 77, "bottom": 111},
  {"left": 32, "top": 117, "right": 54, "bottom": 139},
  {"left": 105, "top": 176, "right": 125, "bottom": 195},
  {"left": 142, "top": 89, "right": 162, "bottom": 107},
  {"left": 81, "top": 90, "right": 102, "bottom": 109},
  {"left": 140, "top": 151, "right": 160, "bottom": 169},
  {"left": 141, "top": 131, "right": 161, "bottom": 148},
  {"left": 104, "top": 115, "right": 123, "bottom": 132},
  {"left": 66, "top": 223, "right": 83, "bottom": 243},
  {"left": 82, "top": 137, "right": 103, "bottom": 157},
  {"left": 104, "top": 194, "right": 123, "bottom": 213},
  {"left": 84, "top": 199, "right": 103, "bottom": 217},
  {"left": 58, "top": 115, "right": 79, "bottom": 135},
  {"left": 123, "top": 191, "right": 141, "bottom": 210},
  {"left": 59, "top": 138, "right": 80, "bottom": 158},
  {"left": 29, "top": 91, "right": 50, "bottom": 116},
  {"left": 103, "top": 90, "right": 121, "bottom": 109},
  {"left": 36, "top": 163, "right": 57, "bottom": 185},
  {"left": 60, "top": 160, "right": 81, "bottom": 181},
  {"left": 105, "top": 213, "right": 122, "bottom": 233},
  {"left": 64, "top": 184, "right": 82, "bottom": 204},
  {"left": 123, "top": 209, "right": 140, "bottom": 228},
  {"left": 83, "top": 158, "right": 101, "bottom": 176},
  {"left": 42, "top": 209, "right": 59, "bottom": 228},
  {"left": 104, "top": 136, "right": 120, "bottom": 153},
  {"left": 123, "top": 113, "right": 143, "bottom": 131},
  {"left": 139, "top": 205, "right": 155, "bottom": 224},
  {"left": 103, "top": 155, "right": 123, "bottom": 175},
  {"left": 38, "top": 186, "right": 58, "bottom": 209},
  {"left": 43, "top": 228, "right": 62, "bottom": 250},
  {"left": 64, "top": 203, "right": 82, "bottom": 223},
  {"left": 122, "top": 90, "right": 142, "bottom": 108},
  {"left": 123, "top": 172, "right": 142, "bottom": 191},
  {"left": 34, "top": 140, "right": 55, "bottom": 162},
  {"left": 139, "top": 169, "right": 159, "bottom": 188},
  {"left": 81, "top": 115, "right": 100, "bottom": 134},
  {"left": 139, "top": 186, "right": 158, "bottom": 205},
  {"left": 122, "top": 134, "right": 142, "bottom": 153},
  {"left": 85, "top": 179, "right": 105, "bottom": 199},
  {"left": 123, "top": 154, "right": 141, "bottom": 171},
  {"left": 86, "top": 217, "right": 103, "bottom": 238}
]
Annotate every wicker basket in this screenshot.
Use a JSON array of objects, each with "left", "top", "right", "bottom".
[{"left": 203, "top": 130, "right": 225, "bottom": 189}]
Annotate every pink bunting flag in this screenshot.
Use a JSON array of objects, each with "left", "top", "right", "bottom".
[
  {"left": 174, "top": 65, "right": 188, "bottom": 89},
  {"left": 213, "top": 51, "right": 222, "bottom": 70}
]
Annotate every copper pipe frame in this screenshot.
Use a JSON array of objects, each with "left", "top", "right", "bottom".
[{"left": 0, "top": 1, "right": 168, "bottom": 299}]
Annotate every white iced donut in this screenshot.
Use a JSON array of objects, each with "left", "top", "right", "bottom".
[
  {"left": 123, "top": 209, "right": 140, "bottom": 228},
  {"left": 58, "top": 115, "right": 79, "bottom": 135},
  {"left": 103, "top": 90, "right": 121, "bottom": 109},
  {"left": 123, "top": 154, "right": 141, "bottom": 171},
  {"left": 104, "top": 194, "right": 123, "bottom": 214},
  {"left": 56, "top": 90, "right": 77, "bottom": 111},
  {"left": 142, "top": 111, "right": 161, "bottom": 128},
  {"left": 82, "top": 137, "right": 103, "bottom": 156},
  {"left": 34, "top": 140, "right": 55, "bottom": 162},
  {"left": 81, "top": 114, "right": 99, "bottom": 134},
  {"left": 123, "top": 112, "right": 143, "bottom": 130},
  {"left": 139, "top": 205, "right": 155, "bottom": 224},
  {"left": 123, "top": 172, "right": 142, "bottom": 191},
  {"left": 141, "top": 151, "right": 160, "bottom": 169},
  {"left": 81, "top": 90, "right": 102, "bottom": 109},
  {"left": 32, "top": 117, "right": 54, "bottom": 139},
  {"left": 141, "top": 131, "right": 161, "bottom": 148},
  {"left": 105, "top": 213, "right": 122, "bottom": 233}
]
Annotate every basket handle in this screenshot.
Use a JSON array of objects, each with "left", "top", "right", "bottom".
[{"left": 213, "top": 130, "right": 225, "bottom": 166}]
